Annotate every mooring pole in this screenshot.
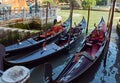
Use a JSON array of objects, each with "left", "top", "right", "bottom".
[
  {"left": 104, "top": 0, "right": 116, "bottom": 67},
  {"left": 45, "top": 2, "right": 50, "bottom": 41},
  {"left": 86, "top": 6, "right": 90, "bottom": 34},
  {"left": 68, "top": 2, "right": 73, "bottom": 49},
  {"left": 35, "top": 0, "right": 38, "bottom": 13},
  {"left": 0, "top": 44, "right": 5, "bottom": 71},
  {"left": 107, "top": 8, "right": 112, "bottom": 27}
]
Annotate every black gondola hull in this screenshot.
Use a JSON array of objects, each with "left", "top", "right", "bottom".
[
  {"left": 3, "top": 31, "right": 84, "bottom": 70},
  {"left": 53, "top": 17, "right": 108, "bottom": 83},
  {"left": 6, "top": 28, "right": 68, "bottom": 55},
  {"left": 4, "top": 17, "right": 86, "bottom": 70}
]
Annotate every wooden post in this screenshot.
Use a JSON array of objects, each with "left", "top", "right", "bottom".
[
  {"left": 35, "top": 0, "right": 38, "bottom": 13},
  {"left": 68, "top": 2, "right": 73, "bottom": 48},
  {"left": 0, "top": 44, "right": 5, "bottom": 71},
  {"left": 69, "top": 2, "right": 73, "bottom": 37},
  {"left": 107, "top": 8, "right": 112, "bottom": 26},
  {"left": 108, "top": 0, "right": 116, "bottom": 39},
  {"left": 45, "top": 2, "right": 49, "bottom": 41},
  {"left": 86, "top": 6, "right": 90, "bottom": 34},
  {"left": 104, "top": 0, "right": 116, "bottom": 67}
]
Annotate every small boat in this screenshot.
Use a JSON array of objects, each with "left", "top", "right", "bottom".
[
  {"left": 5, "top": 17, "right": 70, "bottom": 55},
  {"left": 3, "top": 17, "right": 86, "bottom": 69},
  {"left": 44, "top": 17, "right": 108, "bottom": 83}
]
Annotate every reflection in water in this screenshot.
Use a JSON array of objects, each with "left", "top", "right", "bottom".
[
  {"left": 92, "top": 42, "right": 118, "bottom": 83},
  {"left": 115, "top": 29, "right": 120, "bottom": 83},
  {"left": 31, "top": 27, "right": 120, "bottom": 83}
]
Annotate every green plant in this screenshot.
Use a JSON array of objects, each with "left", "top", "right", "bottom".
[
  {"left": 42, "top": 23, "right": 53, "bottom": 30},
  {"left": 96, "top": 0, "right": 107, "bottom": 5},
  {"left": 8, "top": 21, "right": 42, "bottom": 30},
  {"left": 82, "top": 0, "right": 96, "bottom": 9},
  {"left": 42, "top": 0, "right": 55, "bottom": 4},
  {"left": 29, "top": 21, "right": 41, "bottom": 30}
]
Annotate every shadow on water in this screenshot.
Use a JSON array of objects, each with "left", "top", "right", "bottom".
[{"left": 31, "top": 27, "right": 120, "bottom": 83}]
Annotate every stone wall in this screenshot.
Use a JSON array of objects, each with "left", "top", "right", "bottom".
[{"left": 0, "top": 7, "right": 56, "bottom": 45}]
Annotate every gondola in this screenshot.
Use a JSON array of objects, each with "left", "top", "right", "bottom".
[
  {"left": 44, "top": 17, "right": 108, "bottom": 83},
  {"left": 5, "top": 17, "right": 70, "bottom": 55},
  {"left": 3, "top": 17, "right": 86, "bottom": 69}
]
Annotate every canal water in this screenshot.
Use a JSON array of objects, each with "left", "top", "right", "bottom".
[{"left": 30, "top": 27, "right": 120, "bottom": 83}]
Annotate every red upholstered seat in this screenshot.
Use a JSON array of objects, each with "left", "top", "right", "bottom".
[
  {"left": 40, "top": 34, "right": 46, "bottom": 38},
  {"left": 51, "top": 25, "right": 63, "bottom": 33},
  {"left": 89, "top": 29, "right": 105, "bottom": 42}
]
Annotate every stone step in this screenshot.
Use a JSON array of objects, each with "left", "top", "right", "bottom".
[{"left": 0, "top": 27, "right": 37, "bottom": 45}]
